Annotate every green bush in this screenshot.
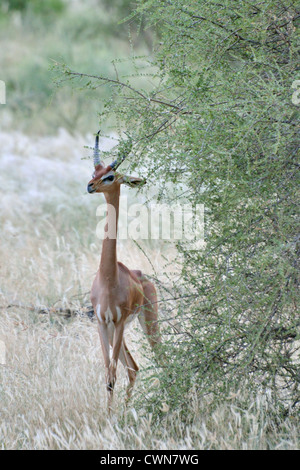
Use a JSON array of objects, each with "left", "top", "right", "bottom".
[{"left": 58, "top": 0, "right": 300, "bottom": 419}]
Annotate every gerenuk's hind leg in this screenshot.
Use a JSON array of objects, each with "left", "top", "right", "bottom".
[
  {"left": 138, "top": 277, "right": 161, "bottom": 351},
  {"left": 119, "top": 339, "right": 139, "bottom": 401}
]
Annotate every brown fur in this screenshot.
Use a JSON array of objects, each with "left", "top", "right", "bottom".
[{"left": 88, "top": 164, "right": 161, "bottom": 412}]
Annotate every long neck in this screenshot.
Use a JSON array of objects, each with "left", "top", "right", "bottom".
[{"left": 99, "top": 188, "right": 120, "bottom": 287}]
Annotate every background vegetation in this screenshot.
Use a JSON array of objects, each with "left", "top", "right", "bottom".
[
  {"left": 0, "top": 0, "right": 299, "bottom": 449},
  {"left": 0, "top": 0, "right": 146, "bottom": 134}
]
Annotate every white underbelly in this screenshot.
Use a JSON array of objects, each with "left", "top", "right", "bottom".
[{"left": 96, "top": 304, "right": 122, "bottom": 324}]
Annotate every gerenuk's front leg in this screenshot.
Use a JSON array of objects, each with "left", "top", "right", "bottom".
[
  {"left": 97, "top": 321, "right": 113, "bottom": 412},
  {"left": 106, "top": 321, "right": 124, "bottom": 409}
]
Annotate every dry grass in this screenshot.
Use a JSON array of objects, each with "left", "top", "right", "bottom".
[
  {"left": 1, "top": 303, "right": 299, "bottom": 450},
  {"left": 0, "top": 130, "right": 299, "bottom": 449}
]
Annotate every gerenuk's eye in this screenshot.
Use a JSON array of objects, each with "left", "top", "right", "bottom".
[{"left": 104, "top": 175, "right": 115, "bottom": 182}]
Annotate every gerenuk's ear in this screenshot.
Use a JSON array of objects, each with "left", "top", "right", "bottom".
[{"left": 120, "top": 175, "right": 146, "bottom": 188}]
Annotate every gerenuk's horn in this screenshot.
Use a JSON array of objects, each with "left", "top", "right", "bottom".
[{"left": 93, "top": 130, "right": 102, "bottom": 168}]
